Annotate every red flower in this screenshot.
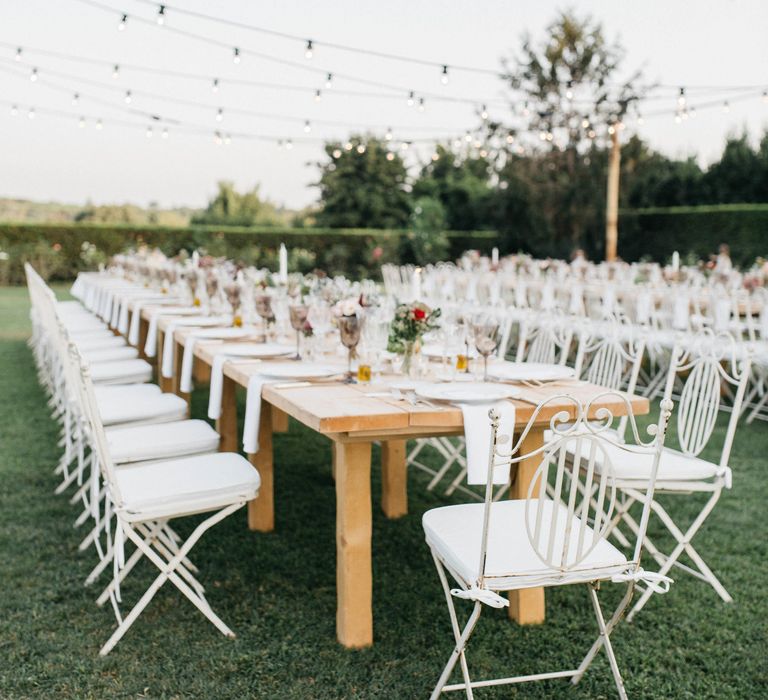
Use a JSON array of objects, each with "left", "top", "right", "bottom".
[{"left": 413, "top": 307, "right": 426, "bottom": 320}]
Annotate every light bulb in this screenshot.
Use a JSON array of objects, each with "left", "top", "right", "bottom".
[
  {"left": 440, "top": 65, "right": 449, "bottom": 85},
  {"left": 162, "top": 127, "right": 169, "bottom": 139},
  {"left": 418, "top": 97, "right": 425, "bottom": 112},
  {"left": 212, "top": 78, "right": 219, "bottom": 93},
  {"left": 344, "top": 142, "right": 353, "bottom": 151},
  {"left": 156, "top": 4, "right": 165, "bottom": 25},
  {"left": 213, "top": 131, "right": 222, "bottom": 145},
  {"left": 314, "top": 89, "right": 321, "bottom": 102},
  {"left": 479, "top": 149, "right": 488, "bottom": 157},
  {"left": 223, "top": 134, "right": 231, "bottom": 145},
  {"left": 285, "top": 139, "right": 293, "bottom": 150},
  {"left": 332, "top": 148, "right": 342, "bottom": 158},
  {"left": 581, "top": 117, "right": 590, "bottom": 129},
  {"left": 10, "top": 105, "right": 18, "bottom": 116},
  {"left": 15, "top": 47, "right": 22, "bottom": 61},
  {"left": 146, "top": 126, "right": 153, "bottom": 138},
  {"left": 480, "top": 104, "right": 488, "bottom": 120},
  {"left": 506, "top": 134, "right": 514, "bottom": 144},
  {"left": 386, "top": 152, "right": 394, "bottom": 161},
  {"left": 303, "top": 120, "right": 311, "bottom": 133},
  {"left": 588, "top": 129, "right": 596, "bottom": 139},
  {"left": 28, "top": 108, "right": 35, "bottom": 119},
  {"left": 305, "top": 40, "right": 313, "bottom": 59},
  {"left": 30, "top": 68, "right": 38, "bottom": 82},
  {"left": 763, "top": 91, "right": 768, "bottom": 104},
  {"left": 78, "top": 116, "right": 86, "bottom": 128},
  {"left": 216, "top": 108, "right": 223, "bottom": 122},
  {"left": 96, "top": 119, "right": 103, "bottom": 130},
  {"left": 608, "top": 124, "right": 616, "bottom": 135},
  {"left": 723, "top": 101, "right": 730, "bottom": 113},
  {"left": 431, "top": 152, "right": 440, "bottom": 161},
  {"left": 539, "top": 131, "right": 547, "bottom": 141},
  {"left": 118, "top": 13, "right": 127, "bottom": 31},
  {"left": 464, "top": 131, "right": 472, "bottom": 143},
  {"left": 407, "top": 91, "right": 415, "bottom": 107},
  {"left": 400, "top": 141, "right": 409, "bottom": 151},
  {"left": 678, "top": 87, "right": 686, "bottom": 107},
  {"left": 356, "top": 144, "right": 366, "bottom": 154},
  {"left": 233, "top": 47, "right": 240, "bottom": 64},
  {"left": 385, "top": 128, "right": 393, "bottom": 141},
  {"left": 124, "top": 90, "right": 132, "bottom": 104},
  {"left": 565, "top": 81, "right": 574, "bottom": 100},
  {"left": 112, "top": 64, "right": 119, "bottom": 79},
  {"left": 72, "top": 93, "right": 79, "bottom": 106},
  {"left": 325, "top": 73, "right": 333, "bottom": 88},
  {"left": 522, "top": 102, "right": 530, "bottom": 117}
]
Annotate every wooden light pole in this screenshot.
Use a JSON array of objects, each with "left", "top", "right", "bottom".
[{"left": 605, "top": 124, "right": 621, "bottom": 261}]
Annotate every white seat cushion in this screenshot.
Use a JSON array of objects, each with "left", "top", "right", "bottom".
[
  {"left": 81, "top": 346, "right": 139, "bottom": 363},
  {"left": 98, "top": 390, "right": 187, "bottom": 426},
  {"left": 89, "top": 359, "right": 153, "bottom": 385},
  {"left": 116, "top": 452, "right": 260, "bottom": 521},
  {"left": 68, "top": 329, "right": 118, "bottom": 341},
  {"left": 423, "top": 500, "right": 628, "bottom": 591},
  {"left": 62, "top": 317, "right": 107, "bottom": 333},
  {"left": 75, "top": 335, "right": 128, "bottom": 351},
  {"left": 94, "top": 383, "right": 162, "bottom": 402},
  {"left": 107, "top": 420, "right": 220, "bottom": 463},
  {"left": 593, "top": 443, "right": 719, "bottom": 483}
]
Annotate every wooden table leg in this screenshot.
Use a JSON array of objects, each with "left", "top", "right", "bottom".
[
  {"left": 248, "top": 400, "right": 274, "bottom": 532},
  {"left": 508, "top": 426, "right": 546, "bottom": 624},
  {"left": 138, "top": 317, "right": 149, "bottom": 360},
  {"left": 381, "top": 440, "right": 407, "bottom": 519},
  {"left": 194, "top": 356, "right": 211, "bottom": 384},
  {"left": 272, "top": 406, "right": 289, "bottom": 433},
  {"left": 216, "top": 376, "right": 239, "bottom": 452},
  {"left": 335, "top": 441, "right": 373, "bottom": 648}
]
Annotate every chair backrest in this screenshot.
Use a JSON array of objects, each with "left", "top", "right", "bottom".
[
  {"left": 476, "top": 392, "right": 672, "bottom": 583},
  {"left": 664, "top": 331, "right": 751, "bottom": 467},
  {"left": 516, "top": 313, "right": 573, "bottom": 365}
]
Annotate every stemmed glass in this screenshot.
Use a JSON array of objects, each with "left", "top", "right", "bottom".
[
  {"left": 288, "top": 303, "right": 309, "bottom": 360},
  {"left": 361, "top": 318, "right": 390, "bottom": 379},
  {"left": 338, "top": 314, "right": 362, "bottom": 383},
  {"left": 255, "top": 293, "right": 275, "bottom": 341},
  {"left": 472, "top": 319, "right": 500, "bottom": 381}
]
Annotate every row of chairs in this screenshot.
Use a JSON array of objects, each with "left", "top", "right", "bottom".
[{"left": 25, "top": 264, "right": 260, "bottom": 656}]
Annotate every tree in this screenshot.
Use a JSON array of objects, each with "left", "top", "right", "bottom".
[
  {"left": 315, "top": 135, "right": 411, "bottom": 229},
  {"left": 493, "top": 10, "right": 645, "bottom": 256},
  {"left": 703, "top": 133, "right": 766, "bottom": 203},
  {"left": 412, "top": 145, "right": 494, "bottom": 230},
  {"left": 192, "top": 181, "right": 282, "bottom": 226}
]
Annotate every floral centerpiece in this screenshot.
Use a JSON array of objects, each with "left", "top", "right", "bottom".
[{"left": 387, "top": 302, "right": 441, "bottom": 375}]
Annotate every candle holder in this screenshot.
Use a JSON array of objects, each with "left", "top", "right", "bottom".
[{"left": 337, "top": 314, "right": 362, "bottom": 383}]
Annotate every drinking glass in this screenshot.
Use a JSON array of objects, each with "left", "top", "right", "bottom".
[
  {"left": 338, "top": 314, "right": 362, "bottom": 383},
  {"left": 472, "top": 320, "right": 500, "bottom": 381},
  {"left": 289, "top": 304, "right": 309, "bottom": 360}
]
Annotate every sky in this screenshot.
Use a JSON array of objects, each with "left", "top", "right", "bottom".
[{"left": 0, "top": 0, "right": 766, "bottom": 210}]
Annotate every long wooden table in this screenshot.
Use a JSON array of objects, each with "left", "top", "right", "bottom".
[{"left": 131, "top": 308, "right": 650, "bottom": 648}]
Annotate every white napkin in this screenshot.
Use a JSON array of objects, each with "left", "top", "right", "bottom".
[
  {"left": 636, "top": 292, "right": 652, "bottom": 324},
  {"left": 118, "top": 298, "right": 131, "bottom": 334},
  {"left": 458, "top": 400, "right": 515, "bottom": 485},
  {"left": 242, "top": 374, "right": 271, "bottom": 453},
  {"left": 128, "top": 302, "right": 144, "bottom": 346},
  {"left": 110, "top": 294, "right": 121, "bottom": 328},
  {"left": 672, "top": 294, "right": 690, "bottom": 330},
  {"left": 161, "top": 323, "right": 183, "bottom": 378},
  {"left": 143, "top": 308, "right": 198, "bottom": 357},
  {"left": 207, "top": 354, "right": 229, "bottom": 419},
  {"left": 179, "top": 335, "right": 202, "bottom": 393}
]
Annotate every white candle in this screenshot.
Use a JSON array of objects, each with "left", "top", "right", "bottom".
[
  {"left": 279, "top": 243, "right": 288, "bottom": 283},
  {"left": 192, "top": 250, "right": 199, "bottom": 266},
  {"left": 491, "top": 247, "right": 499, "bottom": 265},
  {"left": 672, "top": 251, "right": 680, "bottom": 272},
  {"left": 412, "top": 267, "right": 422, "bottom": 301}
]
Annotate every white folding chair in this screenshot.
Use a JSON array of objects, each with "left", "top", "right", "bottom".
[
  {"left": 423, "top": 393, "right": 673, "bottom": 699},
  {"left": 604, "top": 331, "right": 751, "bottom": 619}
]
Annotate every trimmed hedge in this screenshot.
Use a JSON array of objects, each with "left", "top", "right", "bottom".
[
  {"left": 618, "top": 204, "right": 768, "bottom": 267},
  {"left": 0, "top": 222, "right": 498, "bottom": 284}
]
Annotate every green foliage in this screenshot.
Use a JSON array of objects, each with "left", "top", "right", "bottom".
[
  {"left": 315, "top": 135, "right": 412, "bottom": 228},
  {"left": 397, "top": 196, "right": 450, "bottom": 266},
  {"left": 619, "top": 204, "right": 768, "bottom": 266},
  {"left": 192, "top": 181, "right": 285, "bottom": 226}
]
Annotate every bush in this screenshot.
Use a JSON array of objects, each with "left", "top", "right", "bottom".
[
  {"left": 0, "top": 223, "right": 497, "bottom": 284},
  {"left": 619, "top": 204, "right": 768, "bottom": 267}
]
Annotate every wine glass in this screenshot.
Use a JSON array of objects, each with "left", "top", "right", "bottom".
[
  {"left": 254, "top": 293, "right": 275, "bottom": 340},
  {"left": 337, "top": 314, "right": 362, "bottom": 383},
  {"left": 289, "top": 304, "right": 309, "bottom": 360},
  {"left": 472, "top": 320, "right": 500, "bottom": 381}
]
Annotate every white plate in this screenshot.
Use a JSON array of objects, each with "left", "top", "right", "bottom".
[
  {"left": 489, "top": 362, "right": 575, "bottom": 383},
  {"left": 421, "top": 344, "right": 478, "bottom": 360},
  {"left": 219, "top": 343, "right": 294, "bottom": 358},
  {"left": 193, "top": 327, "right": 255, "bottom": 340},
  {"left": 416, "top": 382, "right": 521, "bottom": 404},
  {"left": 171, "top": 316, "right": 229, "bottom": 327},
  {"left": 257, "top": 362, "right": 340, "bottom": 380}
]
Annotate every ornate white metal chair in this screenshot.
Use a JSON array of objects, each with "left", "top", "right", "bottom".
[
  {"left": 603, "top": 332, "right": 751, "bottom": 619},
  {"left": 423, "top": 393, "right": 673, "bottom": 699},
  {"left": 515, "top": 312, "right": 574, "bottom": 365}
]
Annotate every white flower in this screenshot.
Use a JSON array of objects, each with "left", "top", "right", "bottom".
[{"left": 332, "top": 297, "right": 362, "bottom": 317}]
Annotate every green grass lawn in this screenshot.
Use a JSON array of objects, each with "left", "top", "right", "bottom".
[{"left": 0, "top": 285, "right": 766, "bottom": 699}]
